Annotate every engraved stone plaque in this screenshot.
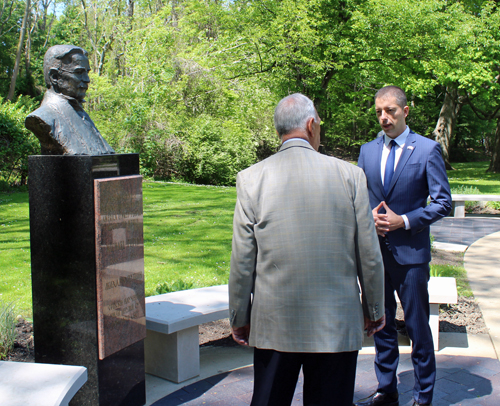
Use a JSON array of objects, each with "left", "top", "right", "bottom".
[{"left": 95, "top": 175, "right": 146, "bottom": 359}]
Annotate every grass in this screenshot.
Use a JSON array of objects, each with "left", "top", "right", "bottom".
[
  {"left": 1, "top": 160, "right": 499, "bottom": 318},
  {"left": 0, "top": 192, "right": 32, "bottom": 318},
  {"left": 0, "top": 300, "right": 17, "bottom": 359},
  {"left": 447, "top": 161, "right": 500, "bottom": 210},
  {"left": 0, "top": 181, "right": 236, "bottom": 318},
  {"left": 447, "top": 161, "right": 500, "bottom": 194},
  {"left": 141, "top": 182, "right": 235, "bottom": 297}
]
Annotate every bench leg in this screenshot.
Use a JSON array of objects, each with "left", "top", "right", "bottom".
[
  {"left": 454, "top": 202, "right": 465, "bottom": 218},
  {"left": 144, "top": 326, "right": 200, "bottom": 383},
  {"left": 429, "top": 303, "right": 439, "bottom": 351}
]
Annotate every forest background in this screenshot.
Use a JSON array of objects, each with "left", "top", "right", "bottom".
[{"left": 2, "top": 0, "right": 500, "bottom": 188}]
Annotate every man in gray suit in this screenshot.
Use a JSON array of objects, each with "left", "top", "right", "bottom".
[{"left": 229, "top": 93, "right": 386, "bottom": 406}]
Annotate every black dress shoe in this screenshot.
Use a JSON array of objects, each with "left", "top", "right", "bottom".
[
  {"left": 412, "top": 402, "right": 432, "bottom": 406},
  {"left": 354, "top": 391, "right": 399, "bottom": 406}
]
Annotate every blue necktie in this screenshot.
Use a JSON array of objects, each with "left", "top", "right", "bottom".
[{"left": 384, "top": 140, "right": 397, "bottom": 195}]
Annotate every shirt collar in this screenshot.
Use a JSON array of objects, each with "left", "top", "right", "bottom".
[
  {"left": 282, "top": 138, "right": 310, "bottom": 146},
  {"left": 384, "top": 126, "right": 409, "bottom": 147}
]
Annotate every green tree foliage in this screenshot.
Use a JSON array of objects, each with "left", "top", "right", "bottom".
[
  {"left": 4, "top": 0, "right": 500, "bottom": 187},
  {"left": 0, "top": 96, "right": 39, "bottom": 188}
]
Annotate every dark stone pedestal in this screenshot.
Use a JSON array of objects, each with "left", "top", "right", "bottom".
[{"left": 28, "top": 154, "right": 146, "bottom": 406}]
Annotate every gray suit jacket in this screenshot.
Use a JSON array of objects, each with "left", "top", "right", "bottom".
[{"left": 229, "top": 140, "right": 384, "bottom": 353}]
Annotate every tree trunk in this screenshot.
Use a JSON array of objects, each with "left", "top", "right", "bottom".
[
  {"left": 7, "top": 0, "right": 30, "bottom": 101},
  {"left": 488, "top": 116, "right": 500, "bottom": 173},
  {"left": 432, "top": 86, "right": 461, "bottom": 170}
]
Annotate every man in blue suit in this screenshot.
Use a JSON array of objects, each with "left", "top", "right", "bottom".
[{"left": 354, "top": 86, "right": 452, "bottom": 406}]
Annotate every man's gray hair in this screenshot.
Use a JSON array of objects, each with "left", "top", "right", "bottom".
[
  {"left": 43, "top": 45, "right": 88, "bottom": 88},
  {"left": 274, "top": 93, "right": 318, "bottom": 138}
]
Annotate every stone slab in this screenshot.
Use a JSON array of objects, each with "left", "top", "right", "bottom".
[
  {"left": 0, "top": 361, "right": 87, "bottom": 406},
  {"left": 145, "top": 285, "right": 229, "bottom": 335},
  {"left": 95, "top": 175, "right": 146, "bottom": 360},
  {"left": 432, "top": 242, "right": 468, "bottom": 252},
  {"left": 428, "top": 277, "right": 458, "bottom": 304}
]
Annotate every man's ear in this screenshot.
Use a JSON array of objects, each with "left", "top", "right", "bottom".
[
  {"left": 48, "top": 68, "right": 59, "bottom": 89},
  {"left": 306, "top": 117, "right": 315, "bottom": 136},
  {"left": 403, "top": 105, "right": 409, "bottom": 118}
]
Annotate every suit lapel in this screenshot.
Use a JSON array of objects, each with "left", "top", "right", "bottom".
[
  {"left": 386, "top": 131, "right": 416, "bottom": 195},
  {"left": 373, "top": 137, "right": 385, "bottom": 197}
]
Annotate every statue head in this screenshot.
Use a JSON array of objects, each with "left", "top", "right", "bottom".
[{"left": 44, "top": 45, "right": 90, "bottom": 102}]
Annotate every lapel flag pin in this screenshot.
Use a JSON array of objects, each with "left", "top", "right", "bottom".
[{"left": 407, "top": 146, "right": 414, "bottom": 150}]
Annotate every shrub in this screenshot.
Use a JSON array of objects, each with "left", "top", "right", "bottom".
[
  {"left": 0, "top": 96, "right": 40, "bottom": 187},
  {"left": 155, "top": 279, "right": 195, "bottom": 295}
]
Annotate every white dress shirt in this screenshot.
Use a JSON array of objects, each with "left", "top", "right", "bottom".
[{"left": 380, "top": 126, "right": 411, "bottom": 230}]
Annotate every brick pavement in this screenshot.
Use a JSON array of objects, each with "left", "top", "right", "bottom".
[
  {"left": 152, "top": 352, "right": 500, "bottom": 406},
  {"left": 430, "top": 217, "right": 500, "bottom": 246}
]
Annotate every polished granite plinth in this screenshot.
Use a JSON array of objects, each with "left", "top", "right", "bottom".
[{"left": 28, "top": 154, "right": 145, "bottom": 406}]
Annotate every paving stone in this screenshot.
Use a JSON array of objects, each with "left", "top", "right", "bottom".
[
  {"left": 180, "top": 379, "right": 214, "bottom": 395},
  {"left": 431, "top": 218, "right": 500, "bottom": 246},
  {"left": 431, "top": 387, "right": 450, "bottom": 402},
  {"left": 441, "top": 387, "right": 485, "bottom": 404},
  {"left": 236, "top": 391, "right": 253, "bottom": 404},
  {"left": 446, "top": 370, "right": 486, "bottom": 385},
  {"left": 436, "top": 377, "right": 469, "bottom": 394}
]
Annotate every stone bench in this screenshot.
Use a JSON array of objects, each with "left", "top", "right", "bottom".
[
  {"left": 395, "top": 276, "right": 457, "bottom": 350},
  {"left": 144, "top": 284, "right": 229, "bottom": 383},
  {"left": 451, "top": 194, "right": 500, "bottom": 217},
  {"left": 0, "top": 361, "right": 87, "bottom": 406}
]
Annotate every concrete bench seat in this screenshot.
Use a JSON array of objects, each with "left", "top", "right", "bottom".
[
  {"left": 144, "top": 279, "right": 456, "bottom": 383},
  {"left": 451, "top": 194, "right": 500, "bottom": 217},
  {"left": 0, "top": 361, "right": 87, "bottom": 406},
  {"left": 396, "top": 276, "right": 457, "bottom": 350},
  {"left": 144, "top": 284, "right": 229, "bottom": 383}
]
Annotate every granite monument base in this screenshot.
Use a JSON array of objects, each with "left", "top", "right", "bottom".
[{"left": 28, "top": 154, "right": 146, "bottom": 406}]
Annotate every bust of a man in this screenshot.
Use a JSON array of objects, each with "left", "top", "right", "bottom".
[{"left": 25, "top": 45, "right": 115, "bottom": 155}]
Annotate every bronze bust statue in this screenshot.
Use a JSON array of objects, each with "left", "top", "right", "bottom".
[{"left": 25, "top": 45, "right": 115, "bottom": 155}]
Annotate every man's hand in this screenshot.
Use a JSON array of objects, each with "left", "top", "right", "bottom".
[
  {"left": 372, "top": 202, "right": 389, "bottom": 236},
  {"left": 364, "top": 315, "right": 386, "bottom": 337},
  {"left": 231, "top": 324, "right": 250, "bottom": 346},
  {"left": 372, "top": 201, "right": 404, "bottom": 235},
  {"left": 382, "top": 202, "right": 404, "bottom": 231}
]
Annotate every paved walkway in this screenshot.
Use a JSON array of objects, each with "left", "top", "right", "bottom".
[
  {"left": 430, "top": 216, "right": 500, "bottom": 246},
  {"left": 146, "top": 216, "right": 500, "bottom": 406}
]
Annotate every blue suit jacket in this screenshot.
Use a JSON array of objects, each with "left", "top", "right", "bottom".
[{"left": 358, "top": 130, "right": 452, "bottom": 265}]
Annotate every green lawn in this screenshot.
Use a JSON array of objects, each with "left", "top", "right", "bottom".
[
  {"left": 142, "top": 182, "right": 235, "bottom": 296},
  {"left": 448, "top": 162, "right": 500, "bottom": 194},
  {"left": 1, "top": 181, "right": 236, "bottom": 318},
  {"left": 1, "top": 160, "right": 499, "bottom": 318},
  {"left": 0, "top": 192, "right": 32, "bottom": 318}
]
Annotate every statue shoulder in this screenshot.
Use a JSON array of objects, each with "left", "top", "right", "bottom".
[{"left": 26, "top": 104, "right": 57, "bottom": 132}]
